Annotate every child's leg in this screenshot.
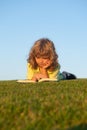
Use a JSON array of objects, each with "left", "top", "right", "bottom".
[{"left": 62, "top": 71, "right": 77, "bottom": 80}]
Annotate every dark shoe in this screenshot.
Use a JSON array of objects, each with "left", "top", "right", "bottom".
[{"left": 62, "top": 71, "right": 77, "bottom": 80}]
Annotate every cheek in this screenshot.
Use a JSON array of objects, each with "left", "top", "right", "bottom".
[
  {"left": 35, "top": 59, "right": 40, "bottom": 63},
  {"left": 46, "top": 60, "right": 52, "bottom": 64}
]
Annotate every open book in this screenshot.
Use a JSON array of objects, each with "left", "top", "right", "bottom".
[{"left": 17, "top": 78, "right": 58, "bottom": 83}]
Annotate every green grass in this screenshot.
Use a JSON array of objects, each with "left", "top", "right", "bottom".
[{"left": 0, "top": 79, "right": 87, "bottom": 130}]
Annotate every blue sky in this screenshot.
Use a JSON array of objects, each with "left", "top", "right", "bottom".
[{"left": 0, "top": 0, "right": 87, "bottom": 80}]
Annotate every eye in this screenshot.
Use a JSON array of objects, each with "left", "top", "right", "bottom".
[
  {"left": 36, "top": 56, "right": 40, "bottom": 59},
  {"left": 43, "top": 56, "right": 49, "bottom": 59},
  {"left": 43, "top": 58, "right": 48, "bottom": 59}
]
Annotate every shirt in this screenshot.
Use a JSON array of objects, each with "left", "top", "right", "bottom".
[{"left": 27, "top": 63, "right": 64, "bottom": 80}]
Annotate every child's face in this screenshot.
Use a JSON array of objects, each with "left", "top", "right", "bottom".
[{"left": 35, "top": 57, "right": 52, "bottom": 68}]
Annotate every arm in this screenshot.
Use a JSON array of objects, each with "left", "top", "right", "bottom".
[
  {"left": 32, "top": 68, "right": 48, "bottom": 81},
  {"left": 39, "top": 67, "right": 49, "bottom": 78},
  {"left": 27, "top": 63, "right": 34, "bottom": 80},
  {"left": 48, "top": 66, "right": 60, "bottom": 79},
  {"left": 27, "top": 63, "right": 48, "bottom": 81}
]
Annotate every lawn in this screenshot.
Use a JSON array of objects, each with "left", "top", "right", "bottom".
[{"left": 0, "top": 79, "right": 87, "bottom": 130}]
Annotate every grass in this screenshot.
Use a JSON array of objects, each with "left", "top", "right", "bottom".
[{"left": 0, "top": 79, "right": 87, "bottom": 130}]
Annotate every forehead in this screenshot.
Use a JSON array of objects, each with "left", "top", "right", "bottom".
[
  {"left": 35, "top": 54, "right": 50, "bottom": 58},
  {"left": 34, "top": 49, "right": 51, "bottom": 58}
]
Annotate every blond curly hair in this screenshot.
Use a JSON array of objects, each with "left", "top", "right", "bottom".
[{"left": 27, "top": 38, "right": 60, "bottom": 71}]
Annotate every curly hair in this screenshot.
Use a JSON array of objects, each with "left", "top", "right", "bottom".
[{"left": 27, "top": 38, "right": 59, "bottom": 71}]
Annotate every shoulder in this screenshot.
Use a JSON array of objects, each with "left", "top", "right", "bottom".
[
  {"left": 48, "top": 64, "right": 60, "bottom": 73},
  {"left": 27, "top": 63, "right": 39, "bottom": 71},
  {"left": 27, "top": 63, "right": 30, "bottom": 67},
  {"left": 54, "top": 63, "right": 60, "bottom": 71},
  {"left": 27, "top": 63, "right": 31, "bottom": 67},
  {"left": 27, "top": 63, "right": 33, "bottom": 70}
]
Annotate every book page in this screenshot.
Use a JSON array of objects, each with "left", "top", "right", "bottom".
[
  {"left": 17, "top": 79, "right": 35, "bottom": 83},
  {"left": 39, "top": 78, "right": 58, "bottom": 82},
  {"left": 17, "top": 78, "right": 58, "bottom": 83}
]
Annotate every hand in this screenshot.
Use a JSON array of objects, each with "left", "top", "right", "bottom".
[
  {"left": 32, "top": 73, "right": 47, "bottom": 82},
  {"left": 39, "top": 61, "right": 52, "bottom": 69},
  {"left": 39, "top": 67, "right": 49, "bottom": 78}
]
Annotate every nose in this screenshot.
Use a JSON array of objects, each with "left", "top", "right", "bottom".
[
  {"left": 42, "top": 59, "right": 47, "bottom": 63},
  {"left": 40, "top": 59, "right": 46, "bottom": 64}
]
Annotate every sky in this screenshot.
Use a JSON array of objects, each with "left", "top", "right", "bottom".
[{"left": 0, "top": 0, "right": 87, "bottom": 80}]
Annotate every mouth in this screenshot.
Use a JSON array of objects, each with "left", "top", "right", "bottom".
[
  {"left": 39, "top": 63, "right": 49, "bottom": 67},
  {"left": 39, "top": 64, "right": 46, "bottom": 66}
]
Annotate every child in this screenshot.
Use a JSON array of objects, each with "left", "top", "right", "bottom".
[{"left": 27, "top": 38, "right": 76, "bottom": 82}]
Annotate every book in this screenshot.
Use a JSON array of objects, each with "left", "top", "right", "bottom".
[{"left": 17, "top": 78, "right": 58, "bottom": 83}]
